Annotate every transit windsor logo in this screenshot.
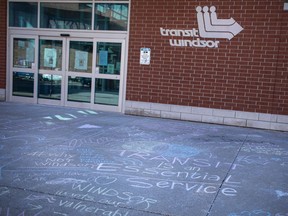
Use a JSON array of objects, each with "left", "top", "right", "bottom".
[{"left": 160, "top": 6, "right": 244, "bottom": 48}]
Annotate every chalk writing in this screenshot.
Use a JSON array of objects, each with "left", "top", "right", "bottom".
[
  {"left": 228, "top": 210, "right": 271, "bottom": 216},
  {"left": 0, "top": 120, "right": 45, "bottom": 132},
  {"left": 88, "top": 176, "right": 118, "bottom": 185},
  {"left": 25, "top": 194, "right": 56, "bottom": 203},
  {"left": 228, "top": 210, "right": 288, "bottom": 216},
  {"left": 126, "top": 177, "right": 238, "bottom": 196},
  {"left": 58, "top": 200, "right": 130, "bottom": 216},
  {"left": 0, "top": 135, "right": 45, "bottom": 146},
  {"left": 71, "top": 182, "right": 157, "bottom": 209},
  {"left": 0, "top": 187, "right": 9, "bottom": 196},
  {"left": 118, "top": 150, "right": 242, "bottom": 170},
  {"left": 122, "top": 141, "right": 200, "bottom": 158},
  {"left": 26, "top": 151, "right": 74, "bottom": 158},
  {"left": 6, "top": 145, "right": 245, "bottom": 200},
  {"left": 0, "top": 207, "right": 25, "bottom": 216},
  {"left": 2, "top": 101, "right": 288, "bottom": 216},
  {"left": 0, "top": 157, "right": 23, "bottom": 179},
  {"left": 54, "top": 212, "right": 68, "bottom": 216},
  {"left": 43, "top": 110, "right": 97, "bottom": 122},
  {"left": 68, "top": 137, "right": 113, "bottom": 147},
  {"left": 28, "top": 203, "right": 43, "bottom": 210},
  {"left": 242, "top": 142, "right": 288, "bottom": 156},
  {"left": 237, "top": 155, "right": 288, "bottom": 167},
  {"left": 77, "top": 148, "right": 114, "bottom": 164},
  {"left": 46, "top": 178, "right": 87, "bottom": 185},
  {"left": 275, "top": 190, "right": 288, "bottom": 199},
  {"left": 237, "top": 155, "right": 270, "bottom": 165}
]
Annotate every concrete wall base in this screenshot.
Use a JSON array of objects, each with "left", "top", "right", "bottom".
[
  {"left": 125, "top": 101, "right": 288, "bottom": 132},
  {"left": 0, "top": 89, "right": 5, "bottom": 101}
]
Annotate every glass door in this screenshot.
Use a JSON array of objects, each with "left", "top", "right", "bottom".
[
  {"left": 93, "top": 39, "right": 125, "bottom": 112},
  {"left": 9, "top": 35, "right": 38, "bottom": 102},
  {"left": 38, "top": 37, "right": 94, "bottom": 108},
  {"left": 38, "top": 37, "right": 65, "bottom": 105},
  {"left": 9, "top": 35, "right": 126, "bottom": 112},
  {"left": 65, "top": 38, "right": 125, "bottom": 112},
  {"left": 65, "top": 39, "right": 94, "bottom": 108}
]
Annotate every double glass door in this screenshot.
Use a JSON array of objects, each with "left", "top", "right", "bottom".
[
  {"left": 38, "top": 37, "right": 95, "bottom": 106},
  {"left": 10, "top": 35, "right": 125, "bottom": 112}
]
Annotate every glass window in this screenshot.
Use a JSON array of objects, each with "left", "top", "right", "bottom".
[
  {"left": 96, "top": 42, "right": 121, "bottom": 75},
  {"left": 13, "top": 38, "right": 35, "bottom": 69},
  {"left": 40, "top": 3, "right": 92, "bottom": 30},
  {"left": 38, "top": 74, "right": 62, "bottom": 100},
  {"left": 13, "top": 72, "right": 34, "bottom": 97},
  {"left": 95, "top": 3, "right": 128, "bottom": 31},
  {"left": 68, "top": 76, "right": 91, "bottom": 103},
  {"left": 95, "top": 79, "right": 119, "bottom": 106},
  {"left": 9, "top": 2, "right": 38, "bottom": 28},
  {"left": 69, "top": 41, "right": 93, "bottom": 73},
  {"left": 39, "top": 40, "right": 63, "bottom": 71}
]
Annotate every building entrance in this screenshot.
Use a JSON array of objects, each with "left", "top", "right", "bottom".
[{"left": 9, "top": 34, "right": 126, "bottom": 112}]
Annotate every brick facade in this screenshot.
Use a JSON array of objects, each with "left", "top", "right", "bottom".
[
  {"left": 0, "top": 1, "right": 7, "bottom": 90},
  {"left": 1, "top": 1, "right": 288, "bottom": 130},
  {"left": 127, "top": 0, "right": 288, "bottom": 115}
]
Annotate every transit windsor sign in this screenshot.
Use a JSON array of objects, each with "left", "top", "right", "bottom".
[{"left": 160, "top": 6, "right": 243, "bottom": 48}]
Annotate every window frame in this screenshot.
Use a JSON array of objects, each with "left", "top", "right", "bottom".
[{"left": 8, "top": 0, "right": 130, "bottom": 32}]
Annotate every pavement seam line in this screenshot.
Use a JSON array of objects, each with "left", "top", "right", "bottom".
[{"left": 205, "top": 135, "right": 248, "bottom": 216}]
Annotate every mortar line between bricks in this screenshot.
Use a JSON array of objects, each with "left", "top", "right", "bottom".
[{"left": 205, "top": 135, "right": 248, "bottom": 216}]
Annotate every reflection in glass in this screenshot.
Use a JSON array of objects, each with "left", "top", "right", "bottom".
[
  {"left": 68, "top": 76, "right": 91, "bottom": 103},
  {"left": 69, "top": 41, "right": 93, "bottom": 73},
  {"left": 13, "top": 38, "right": 35, "bottom": 69},
  {"left": 13, "top": 72, "right": 34, "bottom": 97},
  {"left": 96, "top": 42, "right": 121, "bottom": 75},
  {"left": 39, "top": 40, "right": 63, "bottom": 70},
  {"left": 95, "top": 3, "right": 128, "bottom": 31},
  {"left": 40, "top": 3, "right": 92, "bottom": 29},
  {"left": 9, "top": 2, "right": 38, "bottom": 28},
  {"left": 38, "top": 74, "right": 61, "bottom": 100},
  {"left": 95, "top": 79, "right": 119, "bottom": 106}
]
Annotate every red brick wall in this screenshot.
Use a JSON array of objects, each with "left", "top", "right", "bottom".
[
  {"left": 0, "top": 1, "right": 7, "bottom": 89},
  {"left": 127, "top": 0, "right": 288, "bottom": 115},
  {"left": 273, "top": 8, "right": 288, "bottom": 115}
]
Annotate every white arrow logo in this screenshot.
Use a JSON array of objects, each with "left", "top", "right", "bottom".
[{"left": 196, "top": 6, "right": 243, "bottom": 40}]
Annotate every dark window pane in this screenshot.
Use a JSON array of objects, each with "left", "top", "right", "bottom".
[
  {"left": 39, "top": 40, "right": 63, "bottom": 71},
  {"left": 95, "top": 4, "right": 128, "bottom": 31},
  {"left": 13, "top": 38, "right": 35, "bottom": 69},
  {"left": 38, "top": 74, "right": 62, "bottom": 100},
  {"left": 9, "top": 2, "right": 38, "bottom": 28},
  {"left": 95, "top": 79, "right": 119, "bottom": 106},
  {"left": 13, "top": 72, "right": 34, "bottom": 97},
  {"left": 96, "top": 42, "right": 121, "bottom": 75},
  {"left": 69, "top": 41, "right": 93, "bottom": 73},
  {"left": 68, "top": 76, "right": 91, "bottom": 103},
  {"left": 40, "top": 3, "right": 92, "bottom": 30}
]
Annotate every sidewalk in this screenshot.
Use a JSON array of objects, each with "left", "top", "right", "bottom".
[{"left": 0, "top": 102, "right": 287, "bottom": 216}]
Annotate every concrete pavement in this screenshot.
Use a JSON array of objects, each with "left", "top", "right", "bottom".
[{"left": 0, "top": 102, "right": 287, "bottom": 216}]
